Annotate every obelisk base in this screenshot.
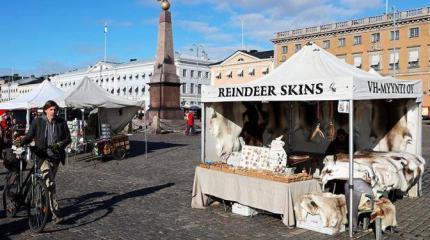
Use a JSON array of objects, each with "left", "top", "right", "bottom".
[{"left": 146, "top": 108, "right": 185, "bottom": 133}]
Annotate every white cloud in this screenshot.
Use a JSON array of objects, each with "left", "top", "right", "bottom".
[{"left": 177, "top": 20, "right": 235, "bottom": 42}]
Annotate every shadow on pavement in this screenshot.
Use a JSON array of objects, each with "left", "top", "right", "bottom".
[
  {"left": 0, "top": 217, "right": 27, "bottom": 240},
  {"left": 43, "top": 182, "right": 175, "bottom": 233},
  {"left": 127, "top": 141, "right": 187, "bottom": 158}
]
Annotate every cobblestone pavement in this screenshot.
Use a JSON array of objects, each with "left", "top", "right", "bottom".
[{"left": 1, "top": 125, "right": 429, "bottom": 240}]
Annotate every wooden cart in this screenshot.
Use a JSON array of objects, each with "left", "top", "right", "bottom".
[{"left": 92, "top": 134, "right": 130, "bottom": 160}]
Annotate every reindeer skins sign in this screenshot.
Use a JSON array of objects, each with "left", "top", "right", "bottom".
[
  {"left": 202, "top": 78, "right": 422, "bottom": 102},
  {"left": 218, "top": 83, "right": 323, "bottom": 98}
]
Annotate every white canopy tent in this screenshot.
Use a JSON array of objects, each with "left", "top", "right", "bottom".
[
  {"left": 202, "top": 44, "right": 422, "bottom": 102},
  {"left": 200, "top": 43, "right": 423, "bottom": 237},
  {"left": 55, "top": 77, "right": 144, "bottom": 133},
  {"left": 0, "top": 80, "right": 65, "bottom": 129},
  {"left": 0, "top": 80, "right": 64, "bottom": 110}
]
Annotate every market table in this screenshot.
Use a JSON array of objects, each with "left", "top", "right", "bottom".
[{"left": 191, "top": 166, "right": 321, "bottom": 226}]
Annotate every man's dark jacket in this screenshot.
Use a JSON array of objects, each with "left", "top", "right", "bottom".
[{"left": 22, "top": 116, "right": 71, "bottom": 164}]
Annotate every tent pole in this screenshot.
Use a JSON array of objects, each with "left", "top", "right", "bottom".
[
  {"left": 25, "top": 108, "right": 30, "bottom": 133},
  {"left": 64, "top": 108, "right": 67, "bottom": 121},
  {"left": 81, "top": 108, "right": 85, "bottom": 141},
  {"left": 201, "top": 103, "right": 206, "bottom": 163},
  {"left": 348, "top": 99, "right": 354, "bottom": 238},
  {"left": 417, "top": 101, "right": 423, "bottom": 196}
]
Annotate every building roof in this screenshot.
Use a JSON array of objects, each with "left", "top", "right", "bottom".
[
  {"left": 272, "top": 6, "right": 430, "bottom": 42},
  {"left": 240, "top": 50, "right": 274, "bottom": 59},
  {"left": 18, "top": 78, "right": 44, "bottom": 86},
  {"left": 210, "top": 50, "right": 274, "bottom": 66}
]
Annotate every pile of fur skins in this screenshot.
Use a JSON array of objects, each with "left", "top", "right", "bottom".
[
  {"left": 295, "top": 192, "right": 398, "bottom": 232},
  {"left": 320, "top": 150, "right": 426, "bottom": 197},
  {"left": 317, "top": 150, "right": 425, "bottom": 231}
]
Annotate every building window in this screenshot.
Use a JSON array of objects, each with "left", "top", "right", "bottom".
[
  {"left": 281, "top": 55, "right": 287, "bottom": 62},
  {"left": 198, "top": 71, "right": 202, "bottom": 78},
  {"left": 390, "top": 30, "right": 400, "bottom": 40},
  {"left": 370, "top": 33, "right": 380, "bottom": 43},
  {"left": 237, "top": 69, "right": 244, "bottom": 77},
  {"left": 337, "top": 55, "right": 346, "bottom": 62},
  {"left": 205, "top": 72, "right": 209, "bottom": 78},
  {"left": 190, "top": 70, "right": 195, "bottom": 78},
  {"left": 227, "top": 71, "right": 233, "bottom": 78},
  {"left": 248, "top": 68, "right": 255, "bottom": 76},
  {"left": 408, "top": 48, "right": 419, "bottom": 68},
  {"left": 338, "top": 38, "right": 346, "bottom": 47},
  {"left": 182, "top": 69, "right": 187, "bottom": 77},
  {"left": 262, "top": 67, "right": 269, "bottom": 75},
  {"left": 409, "top": 27, "right": 419, "bottom": 38},
  {"left": 182, "top": 84, "right": 186, "bottom": 93},
  {"left": 322, "top": 40, "right": 330, "bottom": 49},
  {"left": 353, "top": 54, "right": 362, "bottom": 68},
  {"left": 282, "top": 45, "right": 288, "bottom": 54},
  {"left": 370, "top": 52, "right": 381, "bottom": 71},
  {"left": 389, "top": 50, "right": 400, "bottom": 70},
  {"left": 295, "top": 44, "right": 302, "bottom": 52},
  {"left": 238, "top": 58, "right": 244, "bottom": 62},
  {"left": 190, "top": 83, "right": 194, "bottom": 94},
  {"left": 142, "top": 73, "right": 146, "bottom": 78},
  {"left": 216, "top": 72, "right": 221, "bottom": 79},
  {"left": 353, "top": 35, "right": 362, "bottom": 45},
  {"left": 198, "top": 84, "right": 201, "bottom": 94}
]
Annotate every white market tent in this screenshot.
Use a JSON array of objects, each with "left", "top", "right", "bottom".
[
  {"left": 55, "top": 77, "right": 144, "bottom": 132},
  {"left": 200, "top": 43, "right": 423, "bottom": 237},
  {"left": 0, "top": 79, "right": 64, "bottom": 110},
  {"left": 202, "top": 43, "right": 422, "bottom": 102},
  {"left": 56, "top": 77, "right": 143, "bottom": 109},
  {"left": 0, "top": 80, "right": 64, "bottom": 128}
]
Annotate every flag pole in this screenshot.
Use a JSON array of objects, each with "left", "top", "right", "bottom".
[{"left": 104, "top": 23, "right": 108, "bottom": 62}]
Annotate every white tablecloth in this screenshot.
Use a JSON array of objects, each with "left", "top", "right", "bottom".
[{"left": 191, "top": 167, "right": 321, "bottom": 226}]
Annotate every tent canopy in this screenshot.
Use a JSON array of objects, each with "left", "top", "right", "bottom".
[
  {"left": 0, "top": 80, "right": 64, "bottom": 110},
  {"left": 55, "top": 77, "right": 143, "bottom": 108},
  {"left": 202, "top": 43, "right": 422, "bottom": 103}
]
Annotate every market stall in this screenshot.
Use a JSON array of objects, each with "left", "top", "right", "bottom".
[
  {"left": 0, "top": 79, "right": 64, "bottom": 141},
  {"left": 55, "top": 77, "right": 143, "bottom": 156},
  {"left": 193, "top": 43, "right": 425, "bottom": 236}
]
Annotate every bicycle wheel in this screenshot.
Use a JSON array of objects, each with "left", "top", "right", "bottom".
[
  {"left": 27, "top": 179, "right": 50, "bottom": 233},
  {"left": 3, "top": 172, "right": 19, "bottom": 218}
]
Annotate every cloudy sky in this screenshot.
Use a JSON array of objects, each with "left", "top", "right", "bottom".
[{"left": 0, "top": 0, "right": 426, "bottom": 76}]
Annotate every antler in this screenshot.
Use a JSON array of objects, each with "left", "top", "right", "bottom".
[{"left": 310, "top": 123, "right": 325, "bottom": 140}]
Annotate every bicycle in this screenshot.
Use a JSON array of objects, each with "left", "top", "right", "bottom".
[{"left": 2, "top": 145, "right": 50, "bottom": 233}]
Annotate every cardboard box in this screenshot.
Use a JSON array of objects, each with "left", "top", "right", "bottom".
[
  {"left": 296, "top": 213, "right": 345, "bottom": 235},
  {"left": 232, "top": 203, "right": 258, "bottom": 217}
]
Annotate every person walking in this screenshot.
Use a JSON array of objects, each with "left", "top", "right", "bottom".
[
  {"left": 18, "top": 100, "right": 71, "bottom": 224},
  {"left": 185, "top": 110, "right": 195, "bottom": 135}
]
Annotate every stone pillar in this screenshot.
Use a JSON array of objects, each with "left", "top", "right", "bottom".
[{"left": 147, "top": 1, "right": 184, "bottom": 131}]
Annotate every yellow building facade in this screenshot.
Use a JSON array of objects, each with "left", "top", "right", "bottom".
[
  {"left": 272, "top": 7, "right": 430, "bottom": 111},
  {"left": 210, "top": 50, "right": 274, "bottom": 86}
]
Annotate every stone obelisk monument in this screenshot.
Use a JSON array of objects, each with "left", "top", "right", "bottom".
[{"left": 147, "top": 0, "right": 184, "bottom": 131}]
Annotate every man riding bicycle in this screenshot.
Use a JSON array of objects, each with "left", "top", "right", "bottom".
[{"left": 16, "top": 100, "right": 71, "bottom": 224}]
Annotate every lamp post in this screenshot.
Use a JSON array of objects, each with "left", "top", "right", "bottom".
[{"left": 189, "top": 44, "right": 206, "bottom": 107}]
